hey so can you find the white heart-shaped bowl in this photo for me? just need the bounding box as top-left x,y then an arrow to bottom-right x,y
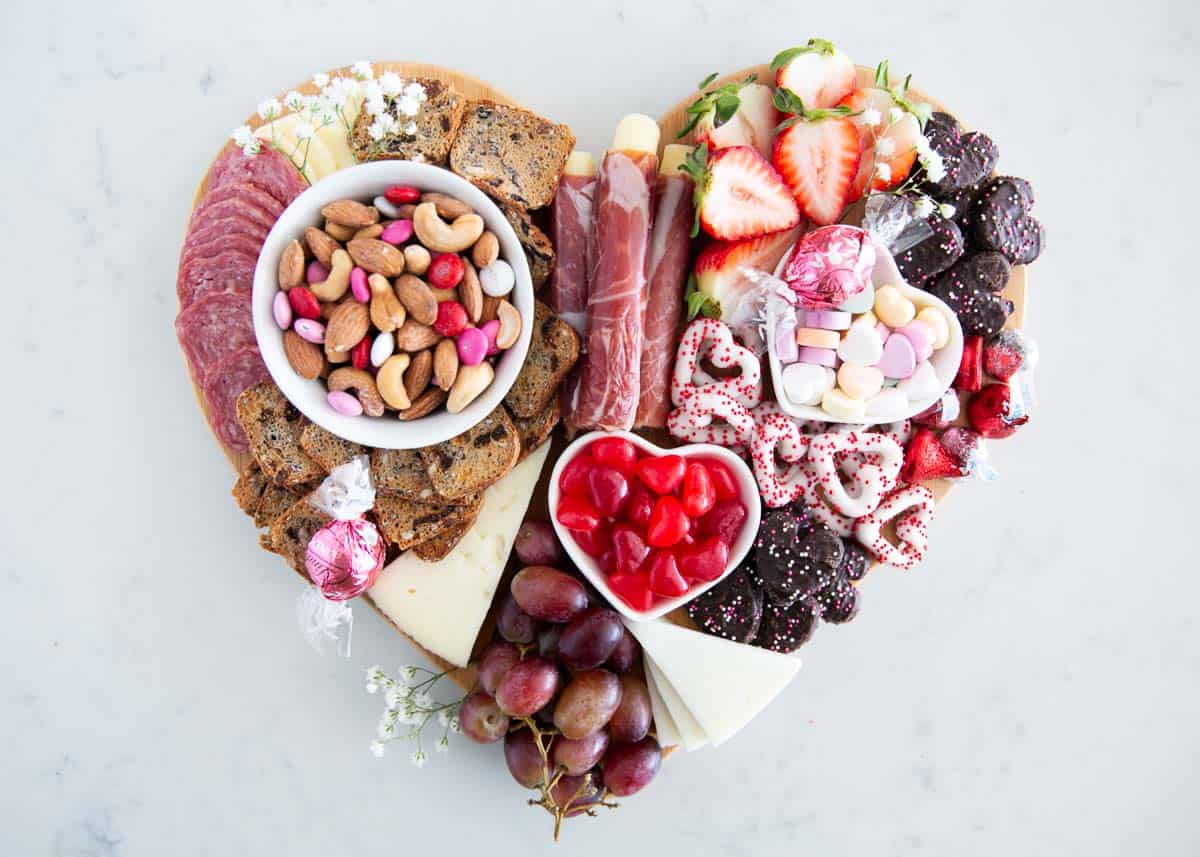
766,238 -> 964,424
548,430 -> 762,622
252,161 -> 534,449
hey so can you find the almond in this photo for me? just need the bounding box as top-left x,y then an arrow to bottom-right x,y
324,220 -> 356,241
304,226 -> 341,267
420,192 -> 472,220
347,238 -> 405,276
322,199 -> 380,228
433,338 -> 459,391
353,223 -> 384,240
278,239 -> 305,289
433,286 -> 460,303
471,231 -> 500,269
404,349 -> 433,400
325,301 -> 370,353
398,387 -> 447,421
394,274 -> 438,325
395,319 -> 441,352
480,294 -> 502,324
283,330 -> 324,379
460,259 -> 484,323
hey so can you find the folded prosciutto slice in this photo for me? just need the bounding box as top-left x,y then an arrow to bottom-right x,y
574,115 -> 661,431
549,151 -> 598,337
635,144 -> 695,428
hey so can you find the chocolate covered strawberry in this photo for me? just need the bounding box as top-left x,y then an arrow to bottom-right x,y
967,382 -> 1029,439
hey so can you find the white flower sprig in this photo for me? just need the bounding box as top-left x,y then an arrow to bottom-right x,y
365,664 -> 464,766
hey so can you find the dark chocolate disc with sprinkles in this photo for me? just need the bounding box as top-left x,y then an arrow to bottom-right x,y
957,131 -> 999,188
926,251 -> 1014,336
838,539 -> 872,582
895,215 -> 964,285
687,565 -> 763,644
814,577 -> 860,624
754,599 -> 819,653
969,176 -> 1043,265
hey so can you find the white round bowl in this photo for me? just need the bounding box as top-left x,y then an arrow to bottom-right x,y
766,238 -> 964,424
252,161 -> 533,449
548,431 -> 763,622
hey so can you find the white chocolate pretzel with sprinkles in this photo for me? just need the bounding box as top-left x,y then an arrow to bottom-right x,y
671,318 -> 763,410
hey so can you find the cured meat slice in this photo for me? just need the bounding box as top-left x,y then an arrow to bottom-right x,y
175,291 -> 257,385
548,152 -> 598,336
202,345 -> 269,453
573,116 -> 661,431
191,181 -> 284,227
205,142 -> 307,207
184,213 -> 270,249
176,249 -> 258,308
636,145 -> 696,428
179,230 -> 265,270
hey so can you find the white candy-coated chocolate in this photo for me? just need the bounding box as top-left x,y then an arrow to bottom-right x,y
659,143 -> 691,176
564,151 -> 597,177
479,259 -> 515,297
370,331 -> 395,367
610,113 -> 661,155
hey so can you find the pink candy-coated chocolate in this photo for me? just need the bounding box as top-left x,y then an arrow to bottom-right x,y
293,318 -> 326,344
797,346 -> 838,367
305,517 -> 385,601
380,219 -> 414,245
875,334 -> 917,379
481,319 -> 502,356
782,225 -> 876,309
306,260 -> 330,284
272,291 -> 293,329
457,326 -> 488,366
349,266 -> 370,302
327,389 -> 363,416
897,320 -> 936,361
801,309 -> 852,330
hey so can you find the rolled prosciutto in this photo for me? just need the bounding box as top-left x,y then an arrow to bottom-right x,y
574,115 -> 661,431
549,151 -> 598,337
635,144 -> 695,427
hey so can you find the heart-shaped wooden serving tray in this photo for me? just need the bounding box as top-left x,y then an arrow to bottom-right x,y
184,62 -> 1029,691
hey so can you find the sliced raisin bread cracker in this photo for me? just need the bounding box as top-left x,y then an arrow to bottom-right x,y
299,423 -> 365,473
504,301 -> 580,418
255,483 -> 298,530
501,204 -> 555,288
411,495 -> 484,561
232,463 -> 268,518
236,382 -> 324,487
419,407 -> 520,501
268,493 -> 330,573
449,101 -> 574,209
509,399 -> 560,462
350,78 -> 466,166
373,493 -> 482,551
370,447 -> 440,501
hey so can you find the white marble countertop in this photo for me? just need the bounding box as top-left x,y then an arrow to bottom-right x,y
5,0 -> 1198,854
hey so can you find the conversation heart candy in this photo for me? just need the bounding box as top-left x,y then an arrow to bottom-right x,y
874,285 -> 916,328
875,333 -> 917,379
796,327 -> 840,349
782,363 -> 835,406
875,321 -> 891,342
801,309 -> 852,330
865,388 -> 909,419
836,363 -> 884,400
897,319 -> 936,361
775,316 -> 799,363
897,360 -> 941,401
916,306 -> 951,349
837,323 -> 884,366
797,346 -> 838,367
852,309 -> 877,329
821,387 -> 867,421
837,282 -> 875,314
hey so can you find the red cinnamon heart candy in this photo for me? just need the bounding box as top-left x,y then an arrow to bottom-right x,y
646,496 -> 690,548
573,520 -> 612,558
681,463 -> 717,518
607,572 -> 655,611
611,524 -> 650,575
636,455 -> 687,494
699,499 -> 748,546
647,551 -> 688,597
557,495 -> 600,532
590,437 -> 638,476
624,483 -> 655,528
587,465 -> 630,518
705,459 -> 741,501
559,454 -> 595,496
677,536 -> 730,583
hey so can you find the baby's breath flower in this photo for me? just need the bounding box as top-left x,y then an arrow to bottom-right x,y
385,687 -> 408,709
920,149 -> 946,182
283,90 -> 306,111
403,121 -> 418,136
379,72 -> 405,97
874,137 -> 896,157
401,666 -> 419,684
365,681 -> 380,694
436,736 -> 450,753
312,72 -> 330,88
294,121 -> 315,141
411,750 -> 427,769
437,709 -> 451,727
396,93 -> 422,117
257,98 -> 282,121
861,108 -> 881,128
874,162 -> 892,183
369,740 -> 386,758
241,138 -> 262,157
914,134 -> 933,157
938,202 -> 956,219
231,125 -> 253,146
913,196 -> 935,219
404,81 -> 427,102
377,719 -> 396,739
448,716 -> 461,734
412,690 -> 435,709
887,106 -> 903,124
351,61 -> 374,81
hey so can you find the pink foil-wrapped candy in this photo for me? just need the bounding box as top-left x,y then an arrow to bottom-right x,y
781,225 -> 876,308
306,517 -> 385,601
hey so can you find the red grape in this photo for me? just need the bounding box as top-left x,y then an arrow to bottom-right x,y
601,737 -> 662,796
553,669 -> 622,740
504,728 -> 546,788
604,627 -> 640,673
608,675 -> 652,743
558,608 -> 624,671
551,729 -> 610,775
459,691 -> 508,744
511,566 -> 588,623
537,624 -> 561,661
495,657 -> 560,717
476,640 -> 521,695
496,594 -> 536,644
550,772 -> 602,817
514,521 -> 564,566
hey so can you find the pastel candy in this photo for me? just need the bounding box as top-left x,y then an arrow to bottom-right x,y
916,306 -> 951,349
797,346 -> 838,367
838,282 -> 875,314
873,284 -> 916,328
801,309 -> 852,330
775,316 -> 799,363
796,327 -> 840,349
897,360 -> 941,401
851,310 -> 877,329
875,333 -> 917,379
836,363 -> 884,400
875,321 -> 891,343
897,319 -> 936,361
837,323 -> 884,365
821,387 -> 867,421
865,388 -> 909,419
782,363 -> 835,405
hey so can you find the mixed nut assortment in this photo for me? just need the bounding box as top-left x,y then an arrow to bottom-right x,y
271,185 -> 523,419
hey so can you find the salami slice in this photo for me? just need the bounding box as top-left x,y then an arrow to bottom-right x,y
201,345 -> 269,453
179,230 -> 265,272
184,213 -> 270,249
190,187 -> 281,233
176,249 -> 258,308
206,142 -> 307,207
175,291 -> 257,384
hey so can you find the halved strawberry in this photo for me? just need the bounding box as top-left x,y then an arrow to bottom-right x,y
681,74 -> 779,160
680,144 -> 800,241
840,87 -> 921,198
770,39 -> 857,110
690,226 -> 802,320
901,428 -> 966,484
771,90 -> 861,226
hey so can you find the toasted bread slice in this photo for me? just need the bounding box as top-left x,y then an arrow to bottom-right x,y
419,407 -> 520,500
509,399 -> 560,462
411,495 -> 484,561
504,301 -> 581,418
232,463 -> 268,518
370,447 -> 440,501
501,203 -> 555,288
255,483 -> 298,530
236,382 -> 324,487
350,78 -> 466,166
268,493 -> 330,572
372,493 -> 482,551
299,423 -> 365,473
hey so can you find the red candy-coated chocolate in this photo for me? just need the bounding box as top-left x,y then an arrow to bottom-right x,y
647,551 -> 688,597
384,184 -> 420,204
350,336 -> 371,370
681,462 -> 716,517
557,494 -> 600,532
428,253 -> 465,289
967,382 -> 1029,439
288,286 -> 322,320
635,454 -> 686,494
646,496 -> 690,548
434,301 -> 469,337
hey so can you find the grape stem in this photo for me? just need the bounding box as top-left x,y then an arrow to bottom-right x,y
514,717 -> 619,841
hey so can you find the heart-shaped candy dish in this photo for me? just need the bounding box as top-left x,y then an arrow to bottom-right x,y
175,41 -> 1041,840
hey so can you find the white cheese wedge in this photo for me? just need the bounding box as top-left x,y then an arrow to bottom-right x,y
255,114 -> 336,184
644,656 -> 707,751
625,619 -> 801,747
367,443 -> 550,667
644,667 -> 681,749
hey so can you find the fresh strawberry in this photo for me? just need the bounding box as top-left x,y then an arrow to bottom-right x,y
680,74 -> 779,160
689,226 -> 802,320
955,335 -> 984,393
771,89 -> 861,225
680,144 -> 800,242
967,383 -> 1029,439
900,428 -> 965,483
770,39 -> 857,110
840,63 -> 933,198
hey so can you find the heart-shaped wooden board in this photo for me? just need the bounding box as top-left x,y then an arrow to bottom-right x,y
183,62 -> 1029,690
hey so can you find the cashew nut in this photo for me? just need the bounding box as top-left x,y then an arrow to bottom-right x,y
447,361 -> 494,414
368,273 -> 406,333
412,202 -> 485,253
310,248 -> 353,301
495,300 -> 522,350
376,354 -> 413,410
327,367 -> 385,417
